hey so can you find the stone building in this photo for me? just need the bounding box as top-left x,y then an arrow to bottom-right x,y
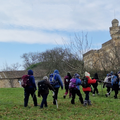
0,70 -> 46,88
83,19 -> 120,70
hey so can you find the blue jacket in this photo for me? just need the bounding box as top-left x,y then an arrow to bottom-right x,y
27,70 -> 37,90
53,70 -> 63,89
75,78 -> 81,90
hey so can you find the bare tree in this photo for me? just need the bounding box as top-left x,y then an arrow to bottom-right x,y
21,52 -> 41,69
61,32 -> 92,77
20,32 -> 92,77
20,47 -> 75,76
39,47 -> 76,76
2,62 -> 21,71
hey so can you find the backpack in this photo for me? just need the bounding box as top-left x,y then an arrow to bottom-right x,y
111,75 -> 118,85
21,75 -> 31,88
49,73 -> 59,86
64,76 -> 70,85
106,76 -> 112,88
104,76 -> 111,83
65,78 -> 69,83
81,76 -> 90,88
107,76 -> 111,82
38,80 -> 47,92
69,78 -> 77,89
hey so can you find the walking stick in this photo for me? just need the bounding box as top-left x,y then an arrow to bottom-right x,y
55,99 -> 58,108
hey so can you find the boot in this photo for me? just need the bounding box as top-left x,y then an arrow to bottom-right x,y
83,100 -> 88,106
88,100 -> 92,105
105,93 -> 109,97
114,95 -> 117,99
71,99 -> 75,104
79,98 -> 83,104
53,100 -> 56,105
63,95 -> 66,99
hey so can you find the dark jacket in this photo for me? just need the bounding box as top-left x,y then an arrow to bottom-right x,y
26,69 -> 37,90
64,76 -> 71,85
92,73 -> 99,87
64,76 -> 70,89
94,73 -> 99,79
38,80 -> 55,96
64,73 -> 72,85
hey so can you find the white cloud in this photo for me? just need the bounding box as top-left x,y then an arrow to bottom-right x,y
0,0 -> 119,30
0,29 -> 68,44
0,0 -> 120,43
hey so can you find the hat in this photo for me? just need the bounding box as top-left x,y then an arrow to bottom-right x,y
110,71 -> 113,75
43,76 -> 48,80
74,73 -> 77,76
85,71 -> 90,77
118,71 -> 120,74
76,74 -> 80,78
107,73 -> 111,76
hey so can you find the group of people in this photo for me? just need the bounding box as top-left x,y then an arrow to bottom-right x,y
24,69 -> 63,108
63,71 -> 97,106
23,69 -> 120,109
103,71 -> 120,99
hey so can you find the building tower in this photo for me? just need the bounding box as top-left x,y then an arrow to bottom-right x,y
109,19 -> 120,39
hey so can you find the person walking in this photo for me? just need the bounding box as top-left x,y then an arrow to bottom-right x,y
70,74 -> 83,104
82,71 -> 96,106
111,73 -> 119,99
92,73 -> 100,96
63,72 -> 72,98
24,69 -> 38,107
38,76 -> 55,108
103,73 -> 112,97
50,69 -> 63,105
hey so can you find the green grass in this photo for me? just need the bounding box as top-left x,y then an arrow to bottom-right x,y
0,85 -> 120,120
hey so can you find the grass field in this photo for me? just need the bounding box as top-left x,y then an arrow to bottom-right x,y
0,85 -> 120,120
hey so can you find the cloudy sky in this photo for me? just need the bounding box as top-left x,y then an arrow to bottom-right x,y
0,0 -> 120,70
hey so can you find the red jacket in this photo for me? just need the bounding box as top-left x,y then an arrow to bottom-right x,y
82,76 -> 96,92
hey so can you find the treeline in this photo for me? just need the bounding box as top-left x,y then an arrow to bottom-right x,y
21,47 -> 84,77
20,47 -> 106,80
3,33 -> 120,80
21,32 -> 120,80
